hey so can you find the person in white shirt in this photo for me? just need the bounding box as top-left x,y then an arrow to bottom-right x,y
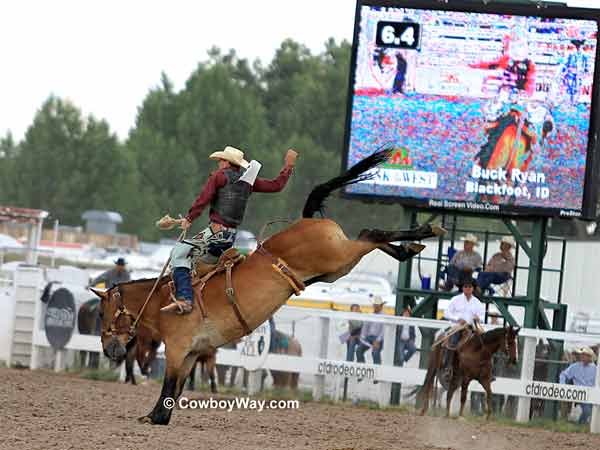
443,278 -> 485,373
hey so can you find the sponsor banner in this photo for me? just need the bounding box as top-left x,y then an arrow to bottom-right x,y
237,320 -> 271,371
316,360 -> 378,380
522,381 -> 600,404
361,168 -> 438,189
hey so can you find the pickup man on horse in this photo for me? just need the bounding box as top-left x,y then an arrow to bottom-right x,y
443,278 -> 485,377
162,146 -> 297,314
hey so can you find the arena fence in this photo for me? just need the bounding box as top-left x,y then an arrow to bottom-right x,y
19,266 -> 600,432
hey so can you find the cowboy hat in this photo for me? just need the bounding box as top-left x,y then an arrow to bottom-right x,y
114,257 -> 127,266
578,346 -> 597,360
209,146 -> 250,169
501,236 -> 515,247
370,295 -> 386,306
460,233 -> 479,245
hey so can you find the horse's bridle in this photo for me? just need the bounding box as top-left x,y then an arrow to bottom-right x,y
102,287 -> 137,341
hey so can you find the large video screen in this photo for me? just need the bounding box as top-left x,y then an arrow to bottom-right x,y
343,1 -> 600,218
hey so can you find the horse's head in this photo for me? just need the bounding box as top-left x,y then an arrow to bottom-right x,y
504,325 -> 521,366
90,286 -> 136,365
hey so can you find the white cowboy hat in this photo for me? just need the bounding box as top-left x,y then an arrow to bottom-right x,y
578,346 -> 597,360
209,146 -> 250,169
501,236 -> 515,247
370,295 -> 386,306
460,233 -> 479,245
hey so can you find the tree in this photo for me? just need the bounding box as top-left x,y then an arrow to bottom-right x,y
0,132 -> 18,204
12,96 -> 133,225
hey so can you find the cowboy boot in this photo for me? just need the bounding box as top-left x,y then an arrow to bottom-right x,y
161,298 -> 193,314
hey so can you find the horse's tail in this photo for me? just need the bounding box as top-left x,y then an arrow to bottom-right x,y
302,147 -> 392,218
405,350 -> 438,399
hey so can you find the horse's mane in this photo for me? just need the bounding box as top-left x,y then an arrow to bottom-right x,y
481,327 -> 506,344
107,275 -> 170,292
468,327 -> 507,352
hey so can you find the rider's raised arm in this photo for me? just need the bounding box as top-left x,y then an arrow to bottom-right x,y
252,149 -> 296,193
252,165 -> 294,193
185,170 -> 228,223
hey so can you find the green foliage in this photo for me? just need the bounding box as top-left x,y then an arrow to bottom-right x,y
0,39 -> 412,240
5,97 -> 136,224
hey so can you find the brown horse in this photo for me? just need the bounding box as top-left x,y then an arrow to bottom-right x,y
417,326 -> 520,419
124,326 -> 162,385
93,149 -> 445,425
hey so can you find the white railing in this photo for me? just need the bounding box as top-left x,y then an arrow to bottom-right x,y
29,297 -> 600,432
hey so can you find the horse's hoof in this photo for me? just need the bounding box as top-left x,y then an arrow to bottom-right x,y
430,224 -> 447,237
138,416 -> 154,424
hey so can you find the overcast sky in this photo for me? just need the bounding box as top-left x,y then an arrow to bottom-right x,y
1,0 -> 598,141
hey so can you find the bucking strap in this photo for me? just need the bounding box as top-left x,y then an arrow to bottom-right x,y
255,245 -> 305,295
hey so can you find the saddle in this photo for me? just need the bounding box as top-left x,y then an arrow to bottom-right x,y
163,248 -> 250,333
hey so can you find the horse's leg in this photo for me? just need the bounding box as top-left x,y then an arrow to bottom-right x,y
419,348 -> 440,416
481,379 -> 494,420
89,352 -> 99,369
446,373 -> 460,417
358,223 -> 446,243
140,366 -> 180,425
140,349 -> 195,425
125,345 -> 136,385
216,364 -> 227,387
208,355 -> 217,394
230,366 -> 238,388
459,378 -> 471,416
188,361 -> 196,391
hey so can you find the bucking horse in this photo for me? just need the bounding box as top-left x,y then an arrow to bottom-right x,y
93,149 -> 446,425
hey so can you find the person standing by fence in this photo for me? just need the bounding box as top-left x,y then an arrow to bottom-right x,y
345,304 -> 363,362
356,296 -> 385,368
398,306 -> 416,366
559,346 -> 597,425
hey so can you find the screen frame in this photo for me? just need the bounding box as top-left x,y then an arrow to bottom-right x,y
341,0 -> 600,219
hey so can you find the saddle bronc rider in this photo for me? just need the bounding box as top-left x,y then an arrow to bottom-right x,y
161,145 -> 297,314
443,278 -> 485,374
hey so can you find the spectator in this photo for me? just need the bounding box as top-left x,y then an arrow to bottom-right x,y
356,296 -> 385,367
477,236 -> 515,293
559,346 -> 597,424
398,306 -> 416,366
345,304 -> 363,362
442,234 -> 483,291
90,257 -> 131,289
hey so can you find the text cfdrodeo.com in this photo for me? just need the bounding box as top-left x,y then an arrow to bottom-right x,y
525,382 -> 587,402
317,361 -> 375,379
162,396 -> 299,412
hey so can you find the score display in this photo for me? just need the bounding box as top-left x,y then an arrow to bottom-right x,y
375,22 -> 421,49
343,0 -> 600,219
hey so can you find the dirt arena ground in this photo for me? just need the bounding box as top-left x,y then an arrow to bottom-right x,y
1,368 -> 598,450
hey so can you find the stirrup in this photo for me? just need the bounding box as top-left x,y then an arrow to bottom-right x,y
161,299 -> 193,315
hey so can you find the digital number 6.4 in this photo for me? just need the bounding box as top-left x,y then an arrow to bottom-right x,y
375,21 -> 420,49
